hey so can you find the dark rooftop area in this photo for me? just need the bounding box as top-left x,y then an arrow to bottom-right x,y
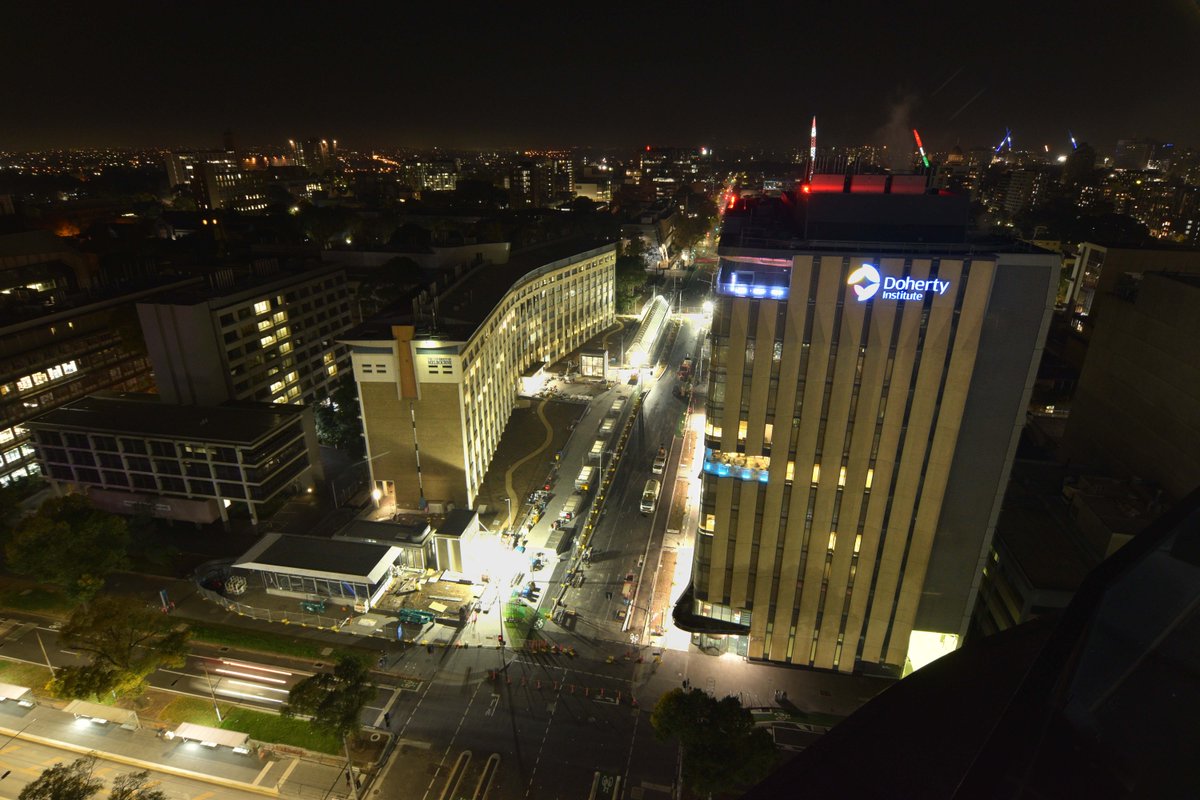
26,392 -> 305,444
337,518 -> 431,546
436,508 -> 477,538
720,182 -> 1048,254
237,533 -> 393,579
144,260 -> 339,307
342,237 -> 615,343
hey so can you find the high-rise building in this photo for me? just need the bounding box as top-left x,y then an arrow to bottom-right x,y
165,151 -> 268,212
289,138 -> 338,174
681,178 -> 1059,675
136,264 -> 354,408
342,241 -> 615,511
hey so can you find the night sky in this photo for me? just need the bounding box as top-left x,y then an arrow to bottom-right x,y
4,1 -> 1199,153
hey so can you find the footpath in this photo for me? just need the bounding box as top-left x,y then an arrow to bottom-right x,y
0,702 -> 347,799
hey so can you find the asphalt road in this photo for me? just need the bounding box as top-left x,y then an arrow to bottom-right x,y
0,621 -> 399,727
375,647 -> 677,800
550,310 -> 705,646
0,732 -> 270,800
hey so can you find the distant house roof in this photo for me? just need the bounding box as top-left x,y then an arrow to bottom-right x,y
27,392 -> 306,446
235,533 -> 399,584
0,230 -> 78,260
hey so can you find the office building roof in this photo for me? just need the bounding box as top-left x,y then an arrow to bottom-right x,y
343,238 -> 615,344
26,392 -> 305,445
235,533 -> 399,584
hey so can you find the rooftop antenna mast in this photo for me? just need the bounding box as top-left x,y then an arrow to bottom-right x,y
807,116 -> 817,182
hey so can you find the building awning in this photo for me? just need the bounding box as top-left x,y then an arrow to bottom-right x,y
0,682 -> 32,702
64,700 -> 138,728
171,722 -> 250,749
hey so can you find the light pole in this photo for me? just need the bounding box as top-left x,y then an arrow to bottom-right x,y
504,496 -> 512,532
200,662 -> 223,722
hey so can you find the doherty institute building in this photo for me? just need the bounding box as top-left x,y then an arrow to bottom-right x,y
680,175 -> 1058,676
342,239 -> 616,511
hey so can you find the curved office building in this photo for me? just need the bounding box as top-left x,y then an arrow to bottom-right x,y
342,240 -> 616,511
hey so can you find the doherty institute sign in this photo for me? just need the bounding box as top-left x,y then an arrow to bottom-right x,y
847,264 -> 950,302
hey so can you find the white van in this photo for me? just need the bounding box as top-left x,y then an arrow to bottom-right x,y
640,479 -> 661,514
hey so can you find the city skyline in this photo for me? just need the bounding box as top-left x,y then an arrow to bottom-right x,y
4,2 -> 1199,152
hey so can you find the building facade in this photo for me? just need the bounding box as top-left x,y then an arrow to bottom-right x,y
28,393 -> 322,524
0,280 -> 198,487
344,241 -> 616,510
686,189 -> 1058,675
1064,272 -> 1200,502
137,265 -> 354,407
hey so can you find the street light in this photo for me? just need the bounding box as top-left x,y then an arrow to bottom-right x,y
200,662 -> 223,723
371,488 -> 383,508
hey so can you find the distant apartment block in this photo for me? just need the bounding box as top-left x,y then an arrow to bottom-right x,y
137,264 -> 354,407
28,393 -> 322,524
343,240 -> 616,510
165,151 -> 268,212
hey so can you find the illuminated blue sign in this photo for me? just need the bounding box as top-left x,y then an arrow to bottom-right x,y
848,264 -> 950,302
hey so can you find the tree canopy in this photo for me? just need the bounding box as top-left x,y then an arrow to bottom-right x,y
651,688 -> 777,796
282,655 -> 373,741
315,376 -> 365,456
5,495 -> 130,600
19,758 -> 167,800
50,595 -> 189,699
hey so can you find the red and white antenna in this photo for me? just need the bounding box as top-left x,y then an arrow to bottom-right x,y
808,115 -> 817,182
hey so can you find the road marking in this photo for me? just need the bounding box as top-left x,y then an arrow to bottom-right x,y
251,759 -> 278,786
373,687 -> 402,727
485,694 -> 500,717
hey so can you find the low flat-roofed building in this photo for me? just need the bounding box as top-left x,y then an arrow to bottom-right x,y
234,532 -> 400,610
28,392 -> 322,524
335,517 -> 433,570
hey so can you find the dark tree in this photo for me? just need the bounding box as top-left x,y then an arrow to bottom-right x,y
18,757 -> 103,800
5,495 -> 130,600
651,688 -> 777,796
282,655 -> 373,741
52,595 -> 189,699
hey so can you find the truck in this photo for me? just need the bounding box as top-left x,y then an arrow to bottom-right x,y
677,357 -> 694,381
598,418 -> 616,437
589,439 -> 605,462
652,445 -> 667,475
559,493 -> 585,521
607,397 -> 626,418
575,466 -> 595,492
640,479 -> 661,513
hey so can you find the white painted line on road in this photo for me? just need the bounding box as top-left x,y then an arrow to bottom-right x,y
225,679 -> 289,694
218,658 -> 299,676
251,759 -> 277,787
214,668 -> 287,684
372,687 -> 401,728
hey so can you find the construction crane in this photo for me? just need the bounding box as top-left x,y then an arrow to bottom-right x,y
912,129 -> 931,168
993,128 -> 1013,154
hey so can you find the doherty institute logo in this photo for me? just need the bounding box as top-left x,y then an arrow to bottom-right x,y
847,264 -> 881,301
848,263 -> 950,302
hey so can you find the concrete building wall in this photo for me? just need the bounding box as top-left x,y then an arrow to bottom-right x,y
696,247 -> 1057,674
1064,273 -> 1200,501
351,245 -> 615,510
138,302 -> 230,405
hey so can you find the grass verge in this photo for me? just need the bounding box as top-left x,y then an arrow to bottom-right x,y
188,621 -> 365,662
0,659 -> 54,693
158,696 -> 341,755
0,584 -> 74,617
